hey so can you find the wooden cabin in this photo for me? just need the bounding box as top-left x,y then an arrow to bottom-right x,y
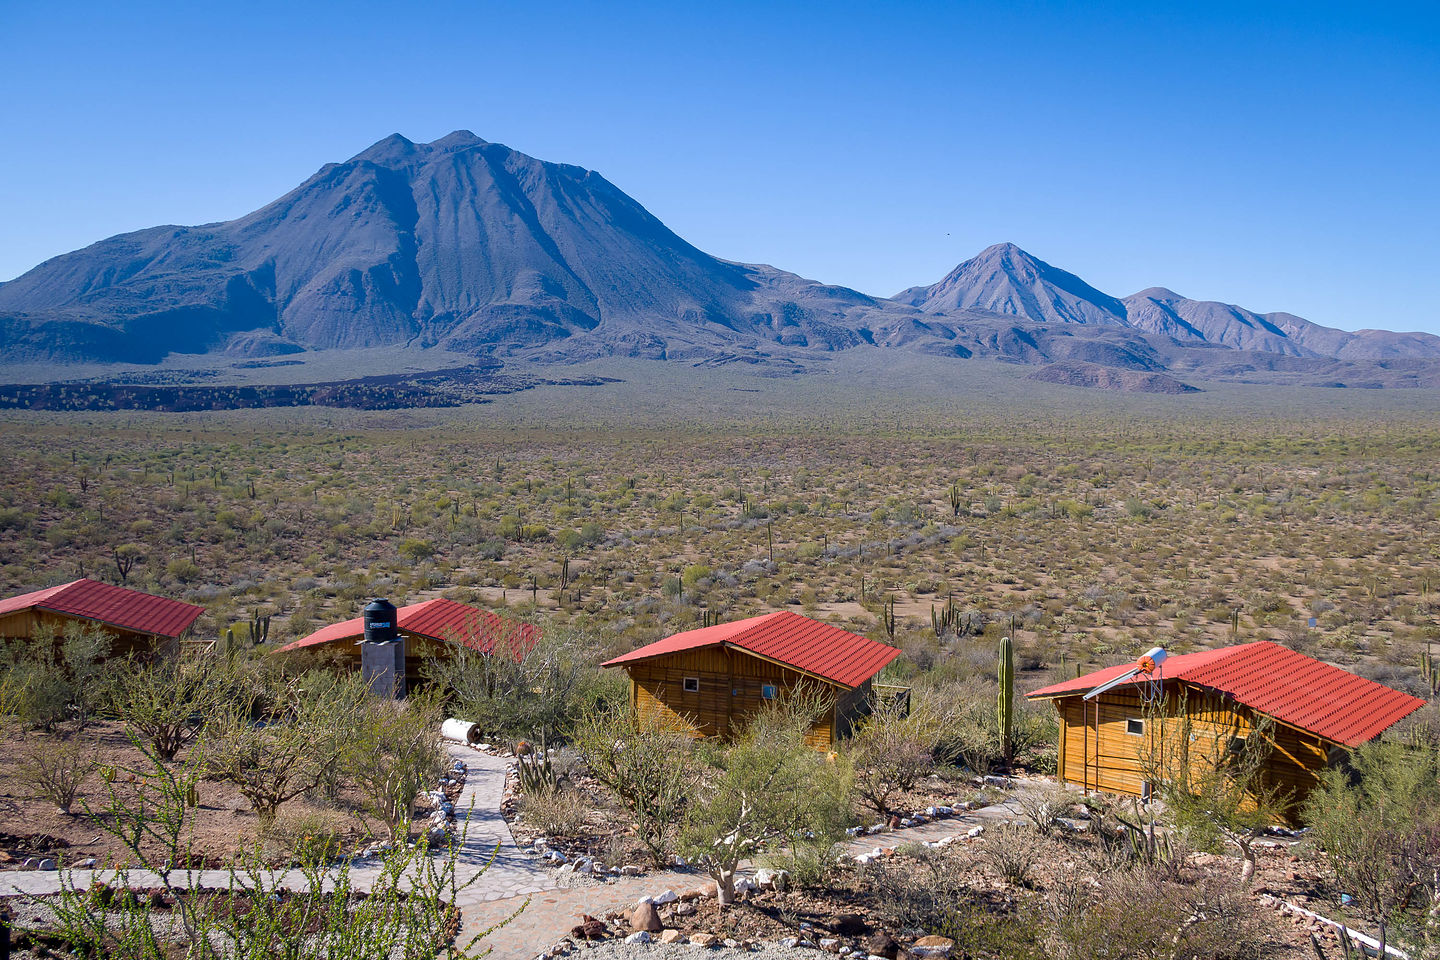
278,598 -> 538,689
1027,640 -> 1427,816
602,611 -> 901,749
0,578 -> 205,658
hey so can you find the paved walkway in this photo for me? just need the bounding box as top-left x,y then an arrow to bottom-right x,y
0,746 -> 1043,960
0,744 -> 544,899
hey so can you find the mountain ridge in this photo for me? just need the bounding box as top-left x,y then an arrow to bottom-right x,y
2,132 -> 1438,390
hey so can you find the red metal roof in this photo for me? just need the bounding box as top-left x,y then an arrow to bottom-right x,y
1028,640 -> 1427,747
0,578 -> 204,639
279,598 -> 538,660
602,611 -> 900,689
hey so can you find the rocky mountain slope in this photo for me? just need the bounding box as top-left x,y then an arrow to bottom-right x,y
0,132 -> 890,365
2,132 -> 1437,391
898,245 -> 1440,362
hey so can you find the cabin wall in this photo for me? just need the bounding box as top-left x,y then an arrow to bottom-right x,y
833,678 -> 874,741
0,609 -> 176,658
1053,684 -> 1333,819
627,648 -> 839,748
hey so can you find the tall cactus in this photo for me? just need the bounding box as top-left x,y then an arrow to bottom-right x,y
998,634 -> 1015,763
1422,644 -> 1438,697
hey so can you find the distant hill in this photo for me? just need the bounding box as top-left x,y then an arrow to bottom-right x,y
898,244 -> 1440,362
2,132 -> 1438,391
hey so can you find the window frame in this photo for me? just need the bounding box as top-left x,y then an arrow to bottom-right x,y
1125,718 -> 1145,737
682,676 -> 700,693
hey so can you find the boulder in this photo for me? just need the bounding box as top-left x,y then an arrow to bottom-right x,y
910,935 -> 955,958
820,938 -> 842,952
690,933 -> 717,946
625,931 -> 652,944
652,888 -> 678,905
754,868 -> 790,891
674,901 -> 697,916
865,932 -> 900,959
631,901 -> 663,933
834,914 -> 867,936
658,930 -> 685,944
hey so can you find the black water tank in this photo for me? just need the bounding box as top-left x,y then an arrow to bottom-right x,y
363,598 -> 398,644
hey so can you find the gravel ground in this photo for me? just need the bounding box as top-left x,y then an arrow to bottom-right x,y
568,943 -> 819,960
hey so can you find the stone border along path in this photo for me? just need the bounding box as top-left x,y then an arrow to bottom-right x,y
0,743 -> 1045,960
468,781 -> 1047,960
0,744 -> 546,900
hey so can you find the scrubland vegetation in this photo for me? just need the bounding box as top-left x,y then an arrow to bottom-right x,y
0,370 -> 1438,958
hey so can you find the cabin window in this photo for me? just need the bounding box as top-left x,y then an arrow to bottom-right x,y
1126,718 -> 1145,736
1228,735 -> 1247,754
761,684 -> 778,700
682,677 -> 699,693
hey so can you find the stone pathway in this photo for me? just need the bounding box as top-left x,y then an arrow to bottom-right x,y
0,743 -> 538,899
0,746 -> 1048,960
467,781 -> 1048,960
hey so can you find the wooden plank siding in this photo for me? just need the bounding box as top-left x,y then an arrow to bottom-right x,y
1052,682 -> 1334,820
0,608 -> 180,658
626,646 -> 844,749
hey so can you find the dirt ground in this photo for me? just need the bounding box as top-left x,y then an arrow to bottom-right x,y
0,721 -> 381,870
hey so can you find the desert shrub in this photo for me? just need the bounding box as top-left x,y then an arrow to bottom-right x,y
847,696 -> 941,815
1304,741 -> 1440,946
1014,781 -> 1071,835
1,642 -> 71,730
425,621 -> 602,742
265,807 -> 352,865
0,623 -> 113,731
343,688 -> 446,840
18,733 -> 97,814
976,822 -> 1047,887
1048,863 -> 1273,959
678,693 -> 852,906
202,670 -> 365,828
108,651 -> 235,761
863,844 -> 972,931
924,677 -> 1005,774
571,702 -> 697,866
519,784 -> 587,837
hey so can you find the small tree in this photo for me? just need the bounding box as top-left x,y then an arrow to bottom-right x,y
58,621 -> 111,729
1305,741 -> 1440,956
425,621 -> 598,743
18,733 -> 97,814
203,671 -> 364,828
344,688 -> 447,840
571,702 -> 698,865
1139,693 -> 1289,884
108,652 -> 231,761
847,696 -> 940,815
678,696 -> 852,906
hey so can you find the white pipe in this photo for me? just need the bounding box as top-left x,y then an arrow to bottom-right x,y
1272,898 -> 1409,959
440,718 -> 481,745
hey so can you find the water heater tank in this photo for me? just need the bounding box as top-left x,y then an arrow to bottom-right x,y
363,598 -> 399,644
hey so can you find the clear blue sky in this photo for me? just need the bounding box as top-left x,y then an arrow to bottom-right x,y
2,0 -> 1437,334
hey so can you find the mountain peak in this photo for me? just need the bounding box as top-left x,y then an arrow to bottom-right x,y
352,133 -> 417,163
902,243 -> 1128,326
429,130 -> 487,150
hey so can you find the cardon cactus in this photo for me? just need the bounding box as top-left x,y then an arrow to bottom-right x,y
998,635 -> 1014,762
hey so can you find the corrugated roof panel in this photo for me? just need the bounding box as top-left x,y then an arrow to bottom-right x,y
278,598 -> 537,661
603,610 -> 900,688
1027,640 -> 1425,747
0,579 -> 204,639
